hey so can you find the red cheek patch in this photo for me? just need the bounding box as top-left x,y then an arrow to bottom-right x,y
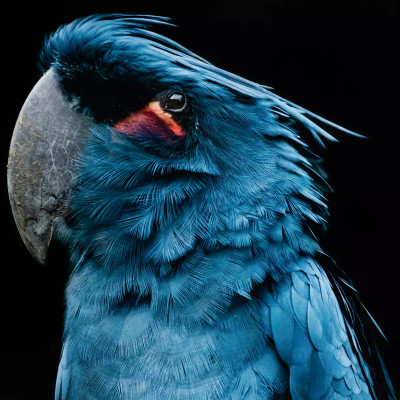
114,101 -> 185,142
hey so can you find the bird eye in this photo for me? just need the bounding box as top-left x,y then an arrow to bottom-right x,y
163,91 -> 187,113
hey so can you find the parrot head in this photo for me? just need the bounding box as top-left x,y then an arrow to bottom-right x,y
8,15 -> 354,271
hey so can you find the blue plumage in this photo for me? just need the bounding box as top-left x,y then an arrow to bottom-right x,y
38,14 -> 395,399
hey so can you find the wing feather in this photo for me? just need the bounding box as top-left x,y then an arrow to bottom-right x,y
261,258 -> 373,399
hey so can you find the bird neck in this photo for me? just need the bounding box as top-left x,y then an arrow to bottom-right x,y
62,133 -> 326,326
64,181 -> 321,329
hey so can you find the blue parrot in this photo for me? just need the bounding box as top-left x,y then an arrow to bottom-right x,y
7,14 -> 396,400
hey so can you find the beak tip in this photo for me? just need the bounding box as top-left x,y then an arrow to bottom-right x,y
8,174 -> 52,266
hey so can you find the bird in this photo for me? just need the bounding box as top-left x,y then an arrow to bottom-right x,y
7,14 -> 396,400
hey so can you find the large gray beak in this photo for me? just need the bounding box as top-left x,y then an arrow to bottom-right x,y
7,69 -> 93,265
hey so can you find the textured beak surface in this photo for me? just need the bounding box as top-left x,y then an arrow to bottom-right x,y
7,69 -> 93,264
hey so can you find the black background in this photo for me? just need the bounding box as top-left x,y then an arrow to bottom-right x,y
1,0 -> 398,398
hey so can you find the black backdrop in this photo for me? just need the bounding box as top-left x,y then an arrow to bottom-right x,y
1,1 -> 398,398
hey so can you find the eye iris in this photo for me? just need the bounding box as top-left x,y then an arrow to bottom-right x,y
165,92 -> 186,112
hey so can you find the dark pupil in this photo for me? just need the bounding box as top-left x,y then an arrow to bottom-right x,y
166,93 -> 185,110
